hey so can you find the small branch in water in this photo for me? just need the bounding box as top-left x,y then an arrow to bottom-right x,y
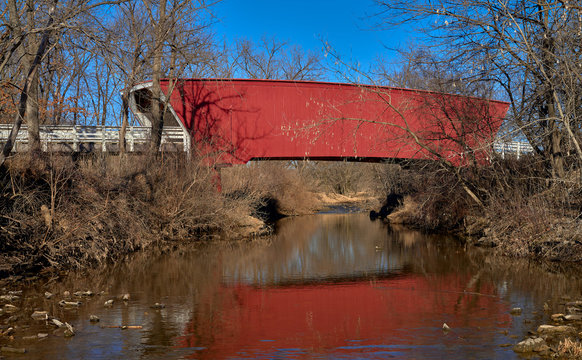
101,325 -> 143,329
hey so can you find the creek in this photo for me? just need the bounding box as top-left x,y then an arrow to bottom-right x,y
1,212 -> 582,359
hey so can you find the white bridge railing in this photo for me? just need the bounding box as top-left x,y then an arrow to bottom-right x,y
0,124 -> 532,159
493,140 -> 534,159
0,124 -> 190,154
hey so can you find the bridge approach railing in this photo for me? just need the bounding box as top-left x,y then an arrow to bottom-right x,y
0,124 -> 190,154
492,140 -> 534,159
0,124 -> 533,159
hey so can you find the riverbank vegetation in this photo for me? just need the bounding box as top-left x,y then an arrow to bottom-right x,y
0,153 -> 386,279
4,146 -> 580,282
351,1 -> 582,263
1,0 -> 582,280
378,155 -> 582,262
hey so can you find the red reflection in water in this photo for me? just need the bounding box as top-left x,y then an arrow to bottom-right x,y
178,274 -> 510,359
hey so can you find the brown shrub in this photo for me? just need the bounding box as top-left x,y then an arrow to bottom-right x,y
298,161 -> 401,197
221,161 -> 318,216
0,153 -> 254,277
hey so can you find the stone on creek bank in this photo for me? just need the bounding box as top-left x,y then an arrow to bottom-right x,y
565,300 -> 582,308
0,294 -> 20,302
474,236 -> 499,248
537,324 -> 577,334
513,337 -> 550,353
3,304 -> 18,313
553,313 -> 582,321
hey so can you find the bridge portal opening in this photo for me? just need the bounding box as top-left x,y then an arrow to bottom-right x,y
130,87 -> 182,128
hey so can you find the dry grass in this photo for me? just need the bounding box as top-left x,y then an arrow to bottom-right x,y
221,161 -> 320,216
298,161 -> 400,197
0,153 -> 255,277
557,338 -> 582,359
0,156 -> 394,278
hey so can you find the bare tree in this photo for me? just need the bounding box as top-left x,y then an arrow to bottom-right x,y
104,2 -> 149,153
232,35 -> 323,80
141,0 -> 218,151
374,0 -> 582,181
1,0 -> 58,166
0,0 -> 130,167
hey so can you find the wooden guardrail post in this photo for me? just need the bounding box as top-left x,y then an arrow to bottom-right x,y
41,130 -> 47,152
516,142 -> 521,160
129,126 -> 134,152
73,125 -> 79,152
184,130 -> 191,159
101,125 -> 106,152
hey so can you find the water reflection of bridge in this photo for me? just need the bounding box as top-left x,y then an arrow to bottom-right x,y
178,213 -> 510,359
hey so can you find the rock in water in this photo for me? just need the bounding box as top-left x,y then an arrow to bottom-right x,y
58,300 -> 81,307
1,347 -> 26,354
31,311 -> 48,320
51,318 -> 65,328
442,323 -> 451,331
64,322 -> 75,337
510,307 -> 522,315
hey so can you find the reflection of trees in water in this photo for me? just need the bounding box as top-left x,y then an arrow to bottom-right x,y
140,310 -> 179,357
464,252 -> 582,304
222,214 -> 408,285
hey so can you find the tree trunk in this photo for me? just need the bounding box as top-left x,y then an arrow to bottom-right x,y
119,91 -> 128,154
0,0 -> 58,168
26,71 -> 41,152
25,0 -> 41,153
149,0 -> 167,153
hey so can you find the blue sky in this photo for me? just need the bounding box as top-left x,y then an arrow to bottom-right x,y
212,0 -> 413,81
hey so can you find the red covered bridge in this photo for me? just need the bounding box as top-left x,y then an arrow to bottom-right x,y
129,79 -> 509,165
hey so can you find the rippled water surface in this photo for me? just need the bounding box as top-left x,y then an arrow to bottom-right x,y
2,213 -> 582,359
